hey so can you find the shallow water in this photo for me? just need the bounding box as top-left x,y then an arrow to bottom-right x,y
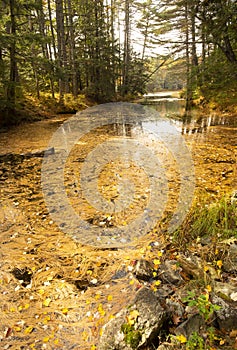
0,101 -> 236,349
0,101 -> 236,246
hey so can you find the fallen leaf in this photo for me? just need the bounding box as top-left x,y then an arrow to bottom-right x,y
43,298 -> 51,307
172,314 -> 181,325
176,334 -> 187,343
24,326 -> 34,334
230,330 -> 237,338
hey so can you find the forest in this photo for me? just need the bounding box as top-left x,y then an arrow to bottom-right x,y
0,0 -> 237,126
0,1 -> 237,350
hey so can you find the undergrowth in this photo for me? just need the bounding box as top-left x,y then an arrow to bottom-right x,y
173,192 -> 237,246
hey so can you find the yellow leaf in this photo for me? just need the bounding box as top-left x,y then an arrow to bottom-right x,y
107,295 -> 113,302
129,279 -> 135,285
43,337 -> 50,343
95,294 -> 101,300
82,331 -> 88,341
216,260 -> 223,269
43,316 -> 50,324
98,304 -> 105,316
130,310 -> 139,318
54,339 -> 59,345
176,334 -> 187,343
24,326 -> 34,334
10,307 -> 16,312
219,339 -> 225,345
91,345 -> 96,350
157,251 -> 163,257
153,259 -> 161,265
24,303 -> 30,310
18,305 -> 23,311
43,298 -> 51,307
62,308 -> 68,314
14,326 -> 21,332
127,310 -> 139,325
87,270 -> 93,275
38,289 -> 45,295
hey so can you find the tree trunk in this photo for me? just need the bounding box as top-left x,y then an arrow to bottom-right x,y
122,0 -> 131,96
185,1 -> 192,111
7,0 -> 17,112
55,0 -> 65,102
67,0 -> 78,96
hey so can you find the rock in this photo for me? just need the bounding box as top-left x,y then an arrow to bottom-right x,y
177,254 -> 205,280
158,260 -> 183,285
222,242 -> 237,273
214,281 -> 237,302
98,287 -> 167,350
154,284 -> 174,300
133,259 -> 153,281
212,295 -> 237,331
175,314 -> 205,339
166,299 -> 185,318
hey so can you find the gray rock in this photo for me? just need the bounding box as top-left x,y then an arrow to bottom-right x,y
98,287 -> 167,350
175,314 -> 205,339
166,299 -> 185,318
212,295 -> 237,331
133,259 -> 153,281
223,242 -> 237,273
214,281 -> 237,302
154,284 -> 174,300
158,260 -> 183,285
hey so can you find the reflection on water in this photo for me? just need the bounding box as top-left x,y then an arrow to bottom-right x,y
146,98 -> 236,136
147,98 -> 186,118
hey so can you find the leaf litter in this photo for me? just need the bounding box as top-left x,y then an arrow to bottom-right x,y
0,114 -> 236,349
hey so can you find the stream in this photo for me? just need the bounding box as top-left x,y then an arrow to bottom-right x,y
0,97 -> 236,349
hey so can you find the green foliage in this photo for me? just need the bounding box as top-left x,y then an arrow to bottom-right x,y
186,332 -> 205,350
198,49 -> 237,107
182,291 -> 221,322
187,196 -> 237,241
121,323 -> 142,349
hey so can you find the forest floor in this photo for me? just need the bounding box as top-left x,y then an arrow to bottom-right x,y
0,103 -> 236,349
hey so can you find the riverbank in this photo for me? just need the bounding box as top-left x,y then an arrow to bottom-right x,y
0,93 -> 94,129
1,90 -> 236,130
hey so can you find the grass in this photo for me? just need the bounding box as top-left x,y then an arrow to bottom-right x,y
172,192 -> 237,247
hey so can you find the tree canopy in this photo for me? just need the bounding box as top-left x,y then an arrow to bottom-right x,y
0,0 -> 236,123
